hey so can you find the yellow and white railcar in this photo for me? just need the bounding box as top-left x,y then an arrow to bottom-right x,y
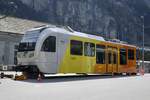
17,25 -> 137,78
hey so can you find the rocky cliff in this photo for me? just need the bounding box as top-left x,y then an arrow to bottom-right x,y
1,0 -> 150,46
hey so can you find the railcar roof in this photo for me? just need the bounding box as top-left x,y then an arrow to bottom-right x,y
49,27 -> 136,48
49,27 -> 105,41
27,26 -> 136,48
107,41 -> 136,48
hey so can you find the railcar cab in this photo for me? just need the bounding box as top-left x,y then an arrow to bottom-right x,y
17,25 -> 57,78
18,31 -> 38,62
16,28 -> 43,78
17,27 -> 44,62
16,25 -> 72,78
17,25 -> 57,61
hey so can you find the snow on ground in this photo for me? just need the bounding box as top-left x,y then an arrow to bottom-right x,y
0,74 -> 150,100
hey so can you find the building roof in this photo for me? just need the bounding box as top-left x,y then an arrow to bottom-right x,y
0,15 -> 49,34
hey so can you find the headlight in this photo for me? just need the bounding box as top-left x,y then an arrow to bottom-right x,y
29,52 -> 34,58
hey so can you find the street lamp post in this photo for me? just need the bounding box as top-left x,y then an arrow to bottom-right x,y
141,16 -> 145,73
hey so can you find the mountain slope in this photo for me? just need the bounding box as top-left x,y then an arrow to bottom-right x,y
1,0 -> 150,46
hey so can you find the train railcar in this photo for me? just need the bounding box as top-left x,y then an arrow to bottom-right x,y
16,25 -> 137,78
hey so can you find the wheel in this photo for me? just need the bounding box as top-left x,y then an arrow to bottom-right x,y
39,72 -> 45,79
131,73 -> 137,76
126,73 -> 131,76
0,72 -> 4,78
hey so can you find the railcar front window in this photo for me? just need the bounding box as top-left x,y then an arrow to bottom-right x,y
18,42 -> 36,51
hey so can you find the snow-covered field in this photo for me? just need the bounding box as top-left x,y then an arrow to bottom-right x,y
0,74 -> 150,100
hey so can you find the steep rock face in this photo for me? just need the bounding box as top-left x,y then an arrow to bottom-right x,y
0,0 -> 47,21
2,0 -> 150,46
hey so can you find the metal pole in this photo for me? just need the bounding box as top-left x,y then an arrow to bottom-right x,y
141,16 -> 145,71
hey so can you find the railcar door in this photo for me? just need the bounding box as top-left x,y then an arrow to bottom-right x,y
40,35 -> 58,73
107,47 -> 118,74
84,42 -> 96,73
95,44 -> 106,73
69,40 -> 83,73
112,48 -> 118,73
107,47 -> 113,73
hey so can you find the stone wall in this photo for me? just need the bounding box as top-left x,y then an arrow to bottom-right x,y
0,32 -> 22,66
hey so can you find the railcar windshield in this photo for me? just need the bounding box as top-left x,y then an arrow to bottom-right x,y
18,29 -> 42,52
18,42 -> 36,52
22,30 -> 41,43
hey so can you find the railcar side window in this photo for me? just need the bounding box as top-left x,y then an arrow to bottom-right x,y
128,49 -> 134,60
70,40 -> 83,55
96,45 -> 105,64
120,48 -> 127,65
108,53 -> 112,64
84,42 -> 95,57
41,36 -> 56,52
113,53 -> 117,64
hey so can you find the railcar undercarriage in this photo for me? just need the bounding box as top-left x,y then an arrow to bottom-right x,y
14,65 -> 44,79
